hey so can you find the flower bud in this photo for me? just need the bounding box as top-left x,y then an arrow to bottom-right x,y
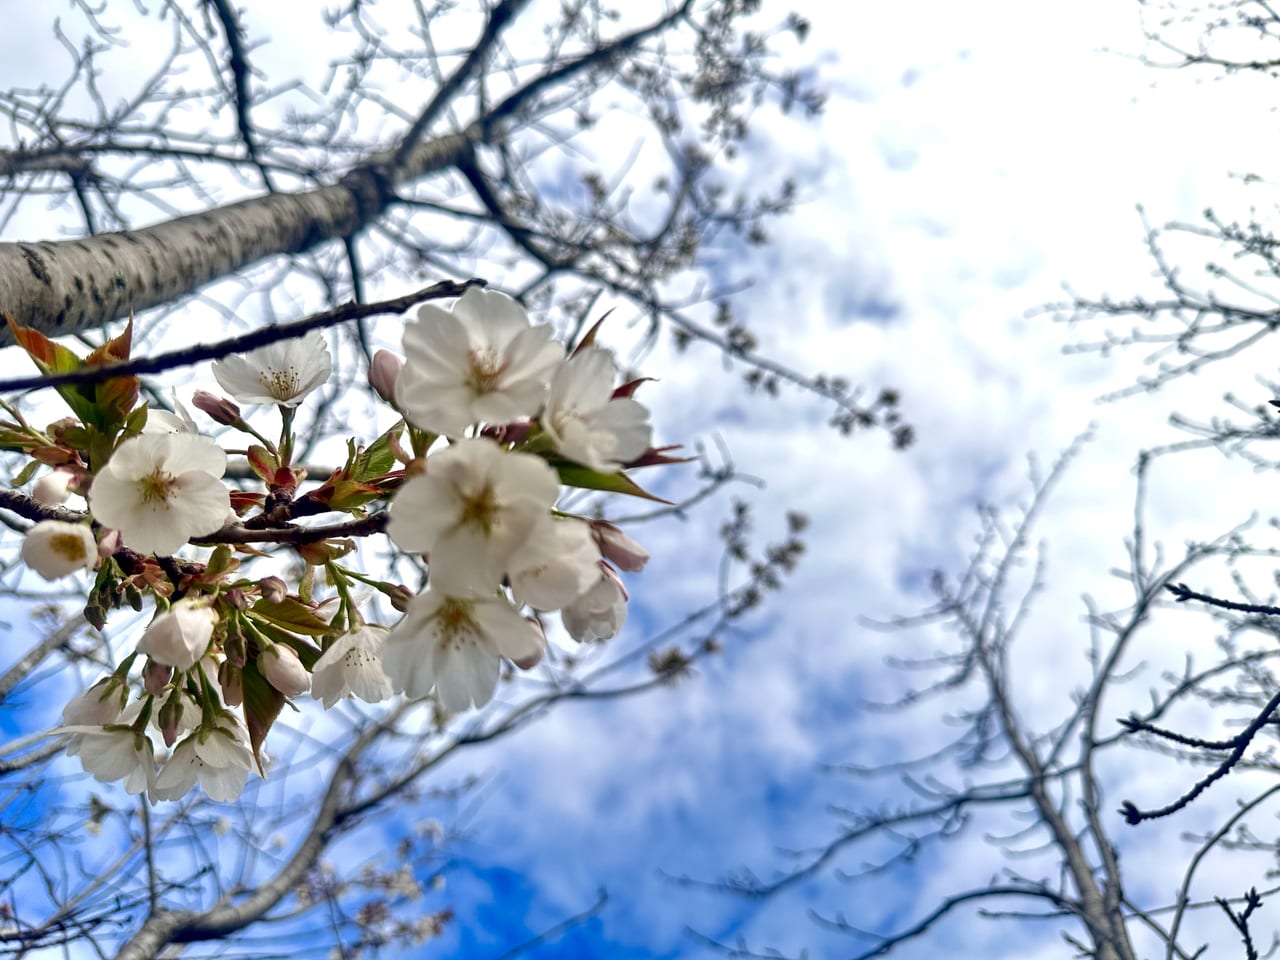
218,660 -> 244,707
590,520 -> 648,572
137,599 -> 218,671
142,659 -> 173,696
368,350 -> 404,403
158,690 -> 186,748
259,644 -> 310,697
33,470 -> 74,506
191,390 -> 242,426
259,576 -> 287,604
387,583 -> 414,613
222,623 -> 248,668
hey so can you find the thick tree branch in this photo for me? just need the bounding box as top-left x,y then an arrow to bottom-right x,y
0,133 -> 470,344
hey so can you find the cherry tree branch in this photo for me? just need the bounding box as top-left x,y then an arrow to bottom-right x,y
0,278 -> 482,394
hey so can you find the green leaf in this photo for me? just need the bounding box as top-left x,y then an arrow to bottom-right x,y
249,597 -> 332,636
352,421 -> 403,481
5,315 -> 138,434
122,404 -> 149,438
6,314 -> 99,426
554,463 -> 672,503
86,319 -> 138,431
204,545 -> 236,579
246,445 -> 277,482
11,459 -> 40,487
240,662 -> 284,774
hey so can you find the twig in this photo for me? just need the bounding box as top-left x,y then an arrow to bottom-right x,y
0,279 -> 483,395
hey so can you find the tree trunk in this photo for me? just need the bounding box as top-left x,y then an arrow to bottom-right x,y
0,134 -> 469,345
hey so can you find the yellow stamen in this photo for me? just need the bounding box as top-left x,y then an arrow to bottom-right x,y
137,468 -> 177,506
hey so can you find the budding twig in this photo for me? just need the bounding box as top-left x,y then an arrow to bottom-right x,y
0,278 -> 484,395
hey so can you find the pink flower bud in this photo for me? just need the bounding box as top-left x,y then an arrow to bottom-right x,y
223,624 -> 247,668
192,390 -> 242,426
218,660 -> 244,707
33,470 -> 74,506
143,659 -> 173,696
259,644 -> 310,697
158,692 -> 185,748
387,583 -> 414,613
590,520 -> 649,572
259,576 -> 287,604
368,350 -> 404,403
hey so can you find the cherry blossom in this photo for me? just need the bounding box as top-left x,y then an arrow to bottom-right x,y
211,329 -> 332,407
311,625 -> 394,709
2,282 -> 678,803
388,438 -> 559,594
541,347 -> 651,472
384,589 -> 545,713
395,287 -> 563,435
21,520 -> 97,581
151,712 -> 255,803
562,563 -> 628,642
62,724 -> 156,796
142,391 -> 199,434
61,677 -> 125,726
507,517 -> 600,610
87,433 -> 230,555
137,599 -> 219,672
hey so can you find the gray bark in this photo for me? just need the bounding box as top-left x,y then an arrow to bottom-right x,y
0,134 -> 468,345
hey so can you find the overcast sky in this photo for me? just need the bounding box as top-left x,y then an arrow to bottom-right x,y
6,1 -> 1280,958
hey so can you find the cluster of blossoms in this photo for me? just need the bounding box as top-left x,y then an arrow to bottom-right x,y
3,287 -> 669,801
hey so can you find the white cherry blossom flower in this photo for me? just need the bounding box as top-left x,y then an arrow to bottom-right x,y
259,644 -> 310,697
385,589 -> 544,713
507,517 -> 600,611
311,625 -> 394,709
137,599 -> 219,671
388,438 -> 559,594
151,713 -> 254,802
32,469 -> 74,505
142,391 -> 199,435
21,520 -> 97,580
395,287 -> 563,435
61,677 -> 125,726
541,347 -> 651,472
562,563 -> 628,642
62,724 -> 156,796
88,433 -> 230,555
211,329 -> 332,407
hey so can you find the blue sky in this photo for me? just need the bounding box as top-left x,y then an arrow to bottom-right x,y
7,1 -> 1280,958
